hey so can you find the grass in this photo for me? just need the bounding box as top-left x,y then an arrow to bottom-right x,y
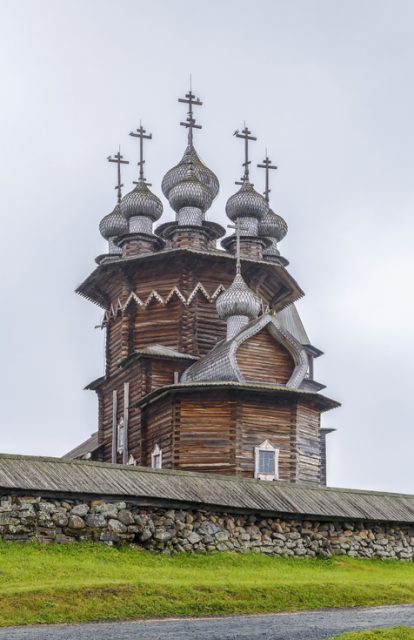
330,629 -> 414,639
0,541 -> 413,626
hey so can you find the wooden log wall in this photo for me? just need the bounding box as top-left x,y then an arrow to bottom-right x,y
141,396 -> 174,468
236,328 -> 295,385
237,394 -> 296,481
173,393 -> 236,474
295,402 -> 321,485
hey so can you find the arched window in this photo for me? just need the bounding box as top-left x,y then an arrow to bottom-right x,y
254,440 -> 279,481
151,444 -> 162,469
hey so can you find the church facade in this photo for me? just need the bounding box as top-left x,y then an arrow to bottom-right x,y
67,88 -> 339,486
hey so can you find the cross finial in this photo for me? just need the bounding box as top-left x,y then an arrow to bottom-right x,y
107,147 -> 129,204
257,151 -> 277,202
234,124 -> 257,184
178,82 -> 203,146
227,218 -> 248,275
129,122 -> 152,184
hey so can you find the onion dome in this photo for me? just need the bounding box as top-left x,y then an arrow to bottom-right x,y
169,164 -> 213,215
225,181 -> 269,225
216,272 -> 261,321
162,144 -> 219,201
120,181 -> 163,223
259,207 -> 288,242
99,204 -> 128,240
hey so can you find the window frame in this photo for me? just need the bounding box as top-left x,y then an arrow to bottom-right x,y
117,418 -> 125,453
254,440 -> 279,481
151,444 -> 162,470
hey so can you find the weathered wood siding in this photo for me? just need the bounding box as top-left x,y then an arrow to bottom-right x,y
173,394 -> 236,474
236,328 -> 295,385
237,395 -> 296,481
295,402 -> 321,485
141,396 -> 174,468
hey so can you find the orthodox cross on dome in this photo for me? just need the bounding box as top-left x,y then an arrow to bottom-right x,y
107,148 -> 129,204
129,122 -> 152,185
257,151 -> 278,202
227,218 -> 248,275
178,80 -> 203,146
234,124 -> 257,185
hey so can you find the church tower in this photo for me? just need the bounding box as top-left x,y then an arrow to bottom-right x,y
70,87 -> 339,485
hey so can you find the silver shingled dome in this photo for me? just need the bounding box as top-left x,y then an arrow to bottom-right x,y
216,272 -> 261,321
99,204 -> 128,240
162,144 -> 219,200
258,207 -> 288,242
168,166 -> 213,214
120,181 -> 163,222
225,181 -> 269,222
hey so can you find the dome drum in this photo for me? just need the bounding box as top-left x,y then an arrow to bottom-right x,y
177,206 -> 204,226
129,215 -> 153,235
226,315 -> 250,341
107,239 -> 122,255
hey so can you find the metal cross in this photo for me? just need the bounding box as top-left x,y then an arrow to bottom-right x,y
129,122 -> 152,184
234,124 -> 257,184
178,84 -> 203,146
257,151 -> 277,202
107,148 -> 129,204
227,218 -> 248,274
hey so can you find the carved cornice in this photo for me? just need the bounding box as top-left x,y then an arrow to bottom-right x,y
101,283 -> 229,326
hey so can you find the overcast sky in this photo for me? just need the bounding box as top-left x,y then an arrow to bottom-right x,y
0,0 -> 413,493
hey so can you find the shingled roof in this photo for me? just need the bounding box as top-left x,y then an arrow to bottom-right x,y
0,454 -> 413,523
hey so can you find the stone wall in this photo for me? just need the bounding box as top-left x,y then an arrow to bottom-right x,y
1,495 -> 413,560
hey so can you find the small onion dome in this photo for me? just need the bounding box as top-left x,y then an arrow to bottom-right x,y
168,166 -> 213,214
258,207 -> 288,242
99,203 -> 128,240
120,180 -> 163,222
162,144 -> 219,201
216,273 -> 261,321
225,181 -> 269,223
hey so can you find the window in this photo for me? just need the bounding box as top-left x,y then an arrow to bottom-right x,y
254,440 -> 279,481
117,418 -> 125,453
151,444 -> 162,469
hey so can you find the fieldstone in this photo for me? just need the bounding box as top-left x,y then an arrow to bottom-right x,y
86,514 -> 106,528
187,532 -> 201,545
71,504 -> 90,517
215,531 -> 229,542
95,503 -> 118,518
139,528 -> 153,542
154,529 -> 173,542
68,515 -> 86,529
53,513 -> 69,527
118,510 -> 134,526
108,519 -> 127,534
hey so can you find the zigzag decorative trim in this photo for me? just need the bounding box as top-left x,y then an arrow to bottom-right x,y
100,282 -> 228,326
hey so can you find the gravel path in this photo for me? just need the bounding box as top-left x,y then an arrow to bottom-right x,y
1,605 -> 413,640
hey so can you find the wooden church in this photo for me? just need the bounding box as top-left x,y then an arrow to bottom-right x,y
65,88 -> 339,486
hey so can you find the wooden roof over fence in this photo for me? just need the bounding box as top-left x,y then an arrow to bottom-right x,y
0,454 -> 413,523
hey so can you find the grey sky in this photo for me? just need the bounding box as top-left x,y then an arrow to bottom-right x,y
0,0 -> 413,492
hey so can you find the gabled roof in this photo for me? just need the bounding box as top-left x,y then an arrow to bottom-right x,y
0,453 -> 412,523
62,432 -> 102,460
181,313 -> 308,387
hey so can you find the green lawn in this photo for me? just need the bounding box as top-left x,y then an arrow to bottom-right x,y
330,629 -> 414,639
0,541 -> 413,626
